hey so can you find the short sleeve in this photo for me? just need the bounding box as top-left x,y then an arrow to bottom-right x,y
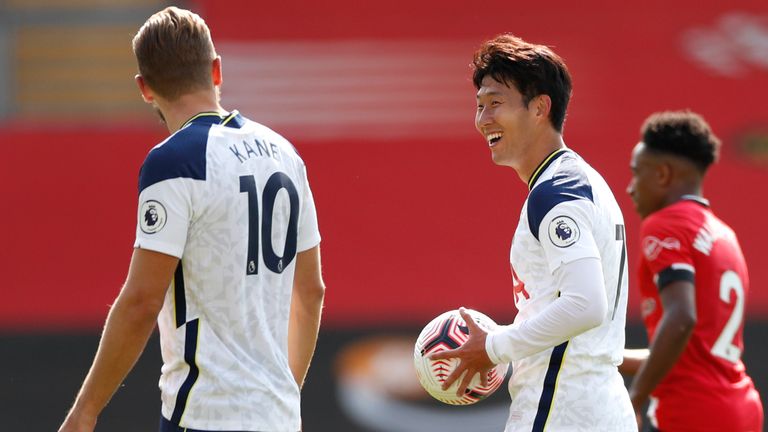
537,199 -> 600,274
526,160 -> 597,274
640,215 -> 695,289
133,144 -> 196,260
132,125 -> 208,258
296,166 -> 321,252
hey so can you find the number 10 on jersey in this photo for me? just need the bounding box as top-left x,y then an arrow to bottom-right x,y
239,172 -> 300,275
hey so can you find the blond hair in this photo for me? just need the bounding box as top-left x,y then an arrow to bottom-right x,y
132,7 -> 216,101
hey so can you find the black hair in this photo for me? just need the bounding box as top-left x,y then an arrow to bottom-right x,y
472,34 -> 572,133
641,110 -> 721,172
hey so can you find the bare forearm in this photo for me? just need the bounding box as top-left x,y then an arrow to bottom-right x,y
59,249 -> 176,432
288,290 -> 324,389
65,291 -> 159,423
630,317 -> 692,405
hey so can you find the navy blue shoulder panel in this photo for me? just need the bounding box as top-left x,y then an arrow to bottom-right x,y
225,112 -> 246,129
527,156 -> 594,240
138,124 -> 210,194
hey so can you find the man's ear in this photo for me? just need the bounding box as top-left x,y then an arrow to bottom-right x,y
212,56 -> 223,87
136,75 -> 154,104
656,162 -> 673,187
532,94 -> 552,121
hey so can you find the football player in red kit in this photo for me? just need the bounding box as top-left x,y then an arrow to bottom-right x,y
620,110 -> 763,432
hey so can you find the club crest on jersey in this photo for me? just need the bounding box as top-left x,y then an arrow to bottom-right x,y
140,200 -> 167,234
642,236 -> 681,261
548,215 -> 580,248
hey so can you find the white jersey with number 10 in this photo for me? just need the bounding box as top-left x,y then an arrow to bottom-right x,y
134,111 -> 320,431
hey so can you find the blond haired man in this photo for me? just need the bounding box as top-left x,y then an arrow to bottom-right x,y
59,7 -> 325,432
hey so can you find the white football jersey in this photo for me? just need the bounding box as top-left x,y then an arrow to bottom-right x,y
134,111 -> 320,431
502,149 -> 634,431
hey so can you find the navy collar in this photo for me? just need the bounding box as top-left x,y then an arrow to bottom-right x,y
181,110 -> 244,129
527,148 -> 569,190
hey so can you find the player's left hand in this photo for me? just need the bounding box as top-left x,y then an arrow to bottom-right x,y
428,307 -> 495,396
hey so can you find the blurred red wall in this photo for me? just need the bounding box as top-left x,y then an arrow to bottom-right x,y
2,0 -> 767,330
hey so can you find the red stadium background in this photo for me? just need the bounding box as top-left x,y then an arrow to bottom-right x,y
2,0 -> 767,330
1,1 -> 767,430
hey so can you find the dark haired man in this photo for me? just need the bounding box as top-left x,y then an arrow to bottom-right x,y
622,110 -> 763,431
431,34 -> 636,431
59,7 -> 325,432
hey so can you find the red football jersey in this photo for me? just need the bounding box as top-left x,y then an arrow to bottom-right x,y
638,198 -> 763,432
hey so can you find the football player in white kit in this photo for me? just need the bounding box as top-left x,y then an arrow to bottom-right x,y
59,7 -> 325,432
431,34 -> 636,431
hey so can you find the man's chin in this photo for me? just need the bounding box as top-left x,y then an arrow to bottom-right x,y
490,152 -> 510,167
490,150 -> 502,165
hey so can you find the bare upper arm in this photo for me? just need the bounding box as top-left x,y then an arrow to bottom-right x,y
120,248 -> 180,312
659,280 -> 697,322
293,245 -> 325,294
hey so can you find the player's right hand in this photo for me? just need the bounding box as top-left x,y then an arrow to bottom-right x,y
428,307 -> 494,396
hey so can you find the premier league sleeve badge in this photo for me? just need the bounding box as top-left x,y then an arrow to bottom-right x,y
548,215 -> 580,248
139,200 -> 168,234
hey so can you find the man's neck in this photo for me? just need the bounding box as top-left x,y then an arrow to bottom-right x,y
662,163 -> 705,209
664,185 -> 704,208
518,132 -> 566,186
157,91 -> 226,133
